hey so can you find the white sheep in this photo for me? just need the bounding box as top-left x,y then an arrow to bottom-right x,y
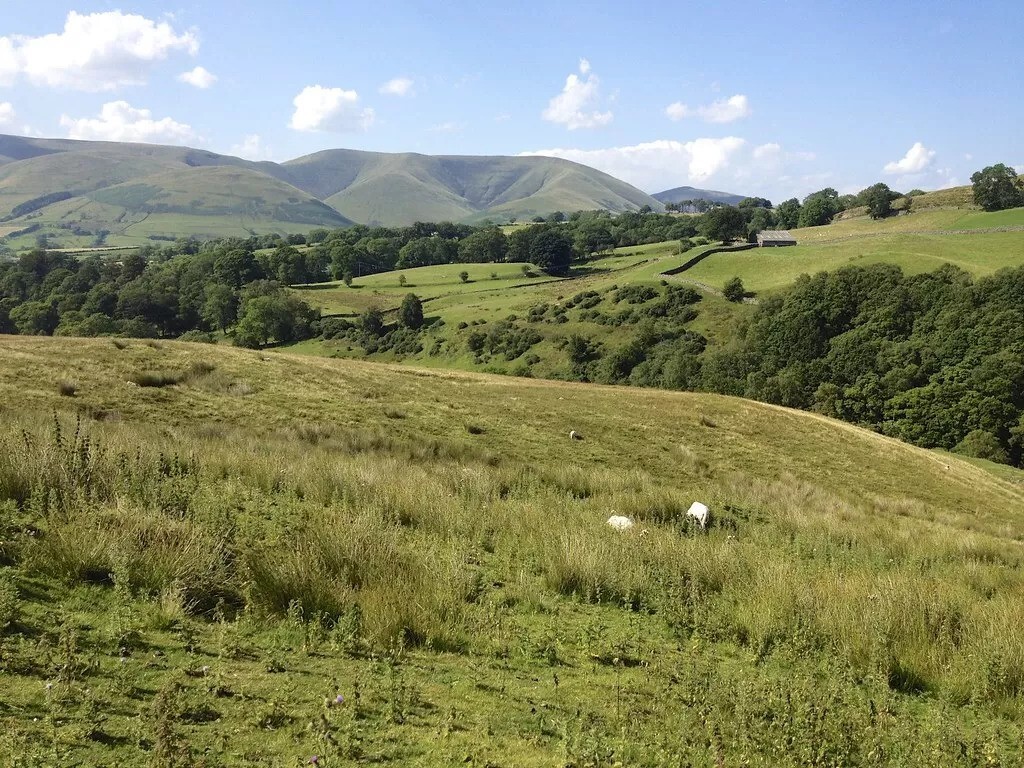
686,502 -> 709,529
569,430 -> 583,441
606,514 -> 634,531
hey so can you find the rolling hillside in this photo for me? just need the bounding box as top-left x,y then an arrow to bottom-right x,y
0,335 -> 1022,764
0,134 -> 662,247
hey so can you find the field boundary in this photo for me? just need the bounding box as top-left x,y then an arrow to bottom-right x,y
660,243 -> 758,277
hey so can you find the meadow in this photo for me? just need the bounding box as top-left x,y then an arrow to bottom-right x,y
2,335 -> 1024,765
684,231 -> 1024,295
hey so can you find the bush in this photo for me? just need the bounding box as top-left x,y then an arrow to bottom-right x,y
723,277 -> 746,303
954,430 -> 1009,464
56,379 -> 78,397
132,371 -> 183,388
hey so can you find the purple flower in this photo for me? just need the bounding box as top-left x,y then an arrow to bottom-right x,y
334,694 -> 345,705
309,757 -> 320,766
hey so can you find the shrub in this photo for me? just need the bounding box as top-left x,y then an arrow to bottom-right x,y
132,371 -> 182,388
723,277 -> 746,303
56,379 -> 78,397
954,430 -> 1009,464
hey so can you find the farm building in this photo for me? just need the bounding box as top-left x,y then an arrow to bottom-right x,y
757,230 -> 797,247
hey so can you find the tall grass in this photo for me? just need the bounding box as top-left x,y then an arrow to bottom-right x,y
2,409 -> 1024,706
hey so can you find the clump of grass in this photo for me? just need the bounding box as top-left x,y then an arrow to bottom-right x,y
56,379 -> 78,397
131,370 -> 182,388
699,414 -> 717,428
465,424 -> 485,435
111,339 -> 129,350
384,408 -> 407,420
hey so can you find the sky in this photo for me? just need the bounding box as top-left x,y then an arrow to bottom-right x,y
0,1 -> 1021,202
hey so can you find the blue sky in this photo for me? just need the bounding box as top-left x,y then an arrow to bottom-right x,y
0,1 -> 1021,201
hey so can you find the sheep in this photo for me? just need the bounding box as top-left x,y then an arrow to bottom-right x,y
686,502 -> 709,529
569,430 -> 583,441
606,514 -> 634,531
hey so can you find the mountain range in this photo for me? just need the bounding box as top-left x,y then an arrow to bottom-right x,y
0,134 -> 745,244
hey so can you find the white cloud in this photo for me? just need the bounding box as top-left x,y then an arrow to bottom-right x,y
665,102 -> 689,121
178,65 -> 217,89
230,134 -> 273,161
883,142 -> 936,174
0,102 -> 15,128
752,142 -> 782,161
60,101 -> 197,144
542,59 -> 613,130
0,38 -> 16,86
521,137 -> 746,191
668,94 -> 752,124
964,153 -> 973,161
0,11 -> 198,91
289,85 -> 375,132
379,76 -> 413,96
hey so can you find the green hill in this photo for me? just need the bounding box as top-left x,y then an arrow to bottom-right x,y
1,335 -> 1023,764
0,134 -> 662,247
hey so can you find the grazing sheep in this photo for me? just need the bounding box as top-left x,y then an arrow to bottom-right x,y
686,502 -> 709,529
569,430 -> 583,441
606,514 -> 634,531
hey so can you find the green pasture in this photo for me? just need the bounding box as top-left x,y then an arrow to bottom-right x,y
1,336 -> 1023,764
684,232 -> 1024,295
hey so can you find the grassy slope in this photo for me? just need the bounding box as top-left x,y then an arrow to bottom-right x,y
2,166 -> 353,248
0,136 -> 664,247
686,231 -> 1024,295
2,336 -> 1024,764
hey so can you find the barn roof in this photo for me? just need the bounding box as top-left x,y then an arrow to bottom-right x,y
757,230 -> 797,242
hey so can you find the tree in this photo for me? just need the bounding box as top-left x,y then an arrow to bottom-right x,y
398,293 -> 424,329
723,277 -> 746,303
360,306 -> 385,337
861,183 -> 899,219
458,227 -> 508,263
529,227 -> 573,276
798,188 -> 840,228
775,198 -> 802,229
201,283 -> 237,331
971,163 -> 1024,212
699,206 -> 746,243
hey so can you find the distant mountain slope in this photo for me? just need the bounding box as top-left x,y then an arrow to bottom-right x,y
280,149 -> 662,226
0,134 -> 664,245
653,185 -> 747,206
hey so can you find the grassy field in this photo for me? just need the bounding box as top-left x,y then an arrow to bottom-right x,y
685,231 -> 1024,295
1,336 -> 1024,765
793,206 -> 1024,245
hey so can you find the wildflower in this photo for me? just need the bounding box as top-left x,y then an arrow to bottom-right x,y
308,757 -> 320,766
334,694 -> 345,705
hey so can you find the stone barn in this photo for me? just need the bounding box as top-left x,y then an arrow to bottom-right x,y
757,230 -> 797,247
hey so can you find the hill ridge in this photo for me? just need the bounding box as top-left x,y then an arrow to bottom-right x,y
0,134 -> 663,241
